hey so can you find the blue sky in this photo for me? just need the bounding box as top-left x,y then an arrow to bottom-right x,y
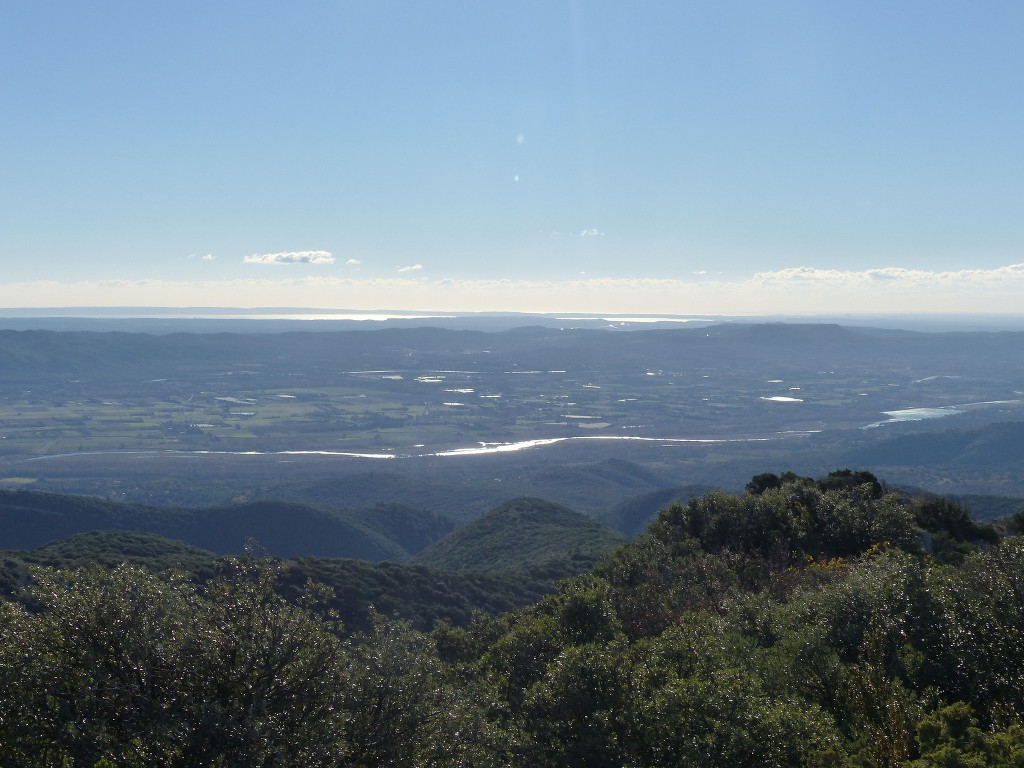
2,1 -> 1023,314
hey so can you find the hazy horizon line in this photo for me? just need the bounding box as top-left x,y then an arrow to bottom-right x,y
2,305 -> 1024,317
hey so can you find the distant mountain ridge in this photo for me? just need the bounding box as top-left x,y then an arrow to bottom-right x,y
258,458 -> 682,525
3,324 -> 1024,384
850,420 -> 1024,467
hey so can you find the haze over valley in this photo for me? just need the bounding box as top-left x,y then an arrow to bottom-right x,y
3,317 -> 1023,517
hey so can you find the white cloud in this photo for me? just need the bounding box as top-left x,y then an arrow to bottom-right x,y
580,228 -> 605,237
243,251 -> 334,265
345,258 -> 362,266
397,264 -> 423,272
202,254 -> 216,261
3,263 -> 1024,315
749,263 -> 1024,290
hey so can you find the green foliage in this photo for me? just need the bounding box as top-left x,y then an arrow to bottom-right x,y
745,471 -> 785,495
913,496 -> 999,562
813,488 -> 921,557
0,557 -> 347,767
928,539 -> 1024,724
914,496 -> 998,543
907,702 -> 1024,768
629,618 -> 844,767
284,556 -> 552,635
23,528 -> 216,568
650,472 -> 923,563
1,536 -> 553,638
0,557 -> 514,767
0,469 -> 1018,767
594,532 -> 740,638
1000,510 -> 1024,535
818,469 -> 885,498
658,488 -> 801,559
521,638 -> 631,767
341,613 -> 520,767
413,497 -> 628,577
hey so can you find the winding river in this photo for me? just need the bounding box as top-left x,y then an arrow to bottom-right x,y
21,430 -> 822,463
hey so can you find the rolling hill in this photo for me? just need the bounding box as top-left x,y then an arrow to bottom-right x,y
413,496 -> 629,578
0,489 -> 453,561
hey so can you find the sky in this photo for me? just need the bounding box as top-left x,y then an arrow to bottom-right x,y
2,1 -> 1023,315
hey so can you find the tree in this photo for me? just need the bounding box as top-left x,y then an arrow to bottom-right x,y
0,557 -> 347,767
930,539 -> 1024,724
745,472 -> 783,495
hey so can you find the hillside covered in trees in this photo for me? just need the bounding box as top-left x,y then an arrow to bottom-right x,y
2,470 -> 1024,766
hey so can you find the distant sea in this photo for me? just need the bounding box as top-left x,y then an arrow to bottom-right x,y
0,308 -> 1023,333
0,308 -> 719,333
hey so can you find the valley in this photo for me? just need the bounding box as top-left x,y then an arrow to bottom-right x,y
2,321 -> 1024,510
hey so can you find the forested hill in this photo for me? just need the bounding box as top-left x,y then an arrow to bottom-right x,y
0,488 -> 453,560
412,497 -> 629,577
4,469 -> 1024,766
0,529 -> 553,637
0,492 -> 630,635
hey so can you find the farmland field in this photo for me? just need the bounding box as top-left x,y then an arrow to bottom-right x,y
2,323 -> 1024,506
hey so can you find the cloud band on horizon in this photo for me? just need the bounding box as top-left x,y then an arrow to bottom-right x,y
2,263 -> 1023,315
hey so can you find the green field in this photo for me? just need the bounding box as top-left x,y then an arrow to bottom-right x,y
0,359 -> 1018,461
